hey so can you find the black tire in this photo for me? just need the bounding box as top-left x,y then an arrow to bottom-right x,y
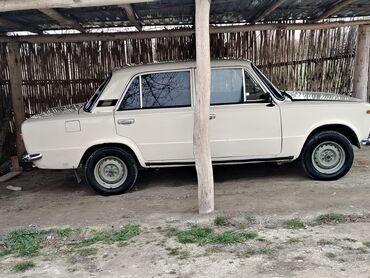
301,131 -> 354,180
84,147 -> 138,196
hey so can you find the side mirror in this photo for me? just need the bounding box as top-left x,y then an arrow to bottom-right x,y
266,92 -> 275,107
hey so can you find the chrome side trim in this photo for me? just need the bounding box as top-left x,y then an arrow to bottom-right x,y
22,153 -> 43,162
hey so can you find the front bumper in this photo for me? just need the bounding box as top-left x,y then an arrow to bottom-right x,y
22,153 -> 43,162
361,138 -> 370,146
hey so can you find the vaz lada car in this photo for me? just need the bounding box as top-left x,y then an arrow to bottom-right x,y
22,60 -> 370,195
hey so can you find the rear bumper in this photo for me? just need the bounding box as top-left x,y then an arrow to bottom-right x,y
22,153 -> 43,162
361,138 -> 370,146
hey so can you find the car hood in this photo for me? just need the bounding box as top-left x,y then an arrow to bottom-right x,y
30,103 -> 83,120
286,91 -> 362,102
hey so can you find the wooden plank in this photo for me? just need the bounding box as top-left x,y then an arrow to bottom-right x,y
313,0 -> 354,22
0,17 -> 41,34
119,4 -> 142,31
353,25 -> 370,101
6,41 -> 26,157
194,0 -> 214,214
1,20 -> 370,44
0,171 -> 22,183
251,0 -> 287,24
0,0 -> 153,12
39,8 -> 85,33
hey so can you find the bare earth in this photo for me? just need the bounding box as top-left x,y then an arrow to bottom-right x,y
0,148 -> 370,277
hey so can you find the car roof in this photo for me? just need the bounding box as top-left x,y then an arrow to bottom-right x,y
112,59 -> 252,77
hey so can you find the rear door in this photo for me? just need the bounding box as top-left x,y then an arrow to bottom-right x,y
114,70 -> 194,162
209,68 -> 282,158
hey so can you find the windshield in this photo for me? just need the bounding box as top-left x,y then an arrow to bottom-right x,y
251,64 -> 284,101
83,74 -> 112,112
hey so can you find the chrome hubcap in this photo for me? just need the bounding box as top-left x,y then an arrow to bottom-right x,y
94,156 -> 128,189
312,141 -> 345,174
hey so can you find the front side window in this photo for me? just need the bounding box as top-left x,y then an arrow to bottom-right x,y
244,70 -> 267,101
119,71 -> 191,110
211,69 -> 243,105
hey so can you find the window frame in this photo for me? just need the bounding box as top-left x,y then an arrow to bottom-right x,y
243,67 -> 271,103
117,69 -> 193,111
209,66 -> 270,106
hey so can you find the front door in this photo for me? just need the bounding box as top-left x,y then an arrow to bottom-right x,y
114,70 -> 194,162
209,68 -> 282,159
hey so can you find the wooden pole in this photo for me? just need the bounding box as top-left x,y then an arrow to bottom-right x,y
6,41 -> 26,157
353,25 -> 370,101
194,0 -> 214,214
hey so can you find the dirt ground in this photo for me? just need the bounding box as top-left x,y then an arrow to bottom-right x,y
0,148 -> 370,277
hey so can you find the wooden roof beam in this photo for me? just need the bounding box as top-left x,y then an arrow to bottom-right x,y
0,0 -> 154,12
250,0 -> 287,24
0,17 -> 41,34
119,4 -> 142,31
1,19 -> 370,44
312,0 -> 354,22
39,8 -> 85,33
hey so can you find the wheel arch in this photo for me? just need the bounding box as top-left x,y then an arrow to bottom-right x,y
79,143 -> 145,168
304,124 -> 360,151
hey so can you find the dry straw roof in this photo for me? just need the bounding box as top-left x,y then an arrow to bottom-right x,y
0,0 -> 369,34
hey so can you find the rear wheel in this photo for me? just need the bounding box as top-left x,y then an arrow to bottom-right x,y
301,131 -> 354,180
84,147 -> 138,195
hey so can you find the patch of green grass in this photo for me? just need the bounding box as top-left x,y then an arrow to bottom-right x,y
286,238 -> 302,244
325,252 -> 336,259
214,216 -> 230,226
76,224 -> 140,248
166,247 -> 190,259
76,233 -> 111,247
245,247 -> 276,257
76,247 -> 98,257
362,241 -> 370,248
285,218 -> 305,229
244,215 -> 257,225
343,237 -> 357,242
355,247 -> 368,254
54,228 -> 74,237
316,213 -> 345,225
112,224 -> 140,242
0,249 -> 11,257
13,261 -> 35,272
167,225 -> 257,245
318,239 -> 334,246
2,227 -> 44,256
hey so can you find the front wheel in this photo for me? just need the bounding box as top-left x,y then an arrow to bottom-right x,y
84,147 -> 138,195
301,131 -> 354,180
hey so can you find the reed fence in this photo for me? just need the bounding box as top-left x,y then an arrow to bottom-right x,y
0,26 -> 360,158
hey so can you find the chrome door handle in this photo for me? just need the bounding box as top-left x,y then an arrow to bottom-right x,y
209,114 -> 216,120
118,118 -> 135,125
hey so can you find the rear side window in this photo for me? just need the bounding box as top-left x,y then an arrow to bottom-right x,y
119,71 -> 191,110
211,69 -> 243,105
142,72 -> 191,108
119,77 -> 140,110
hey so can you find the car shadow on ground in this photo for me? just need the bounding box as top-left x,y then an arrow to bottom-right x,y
134,160 -> 306,190
0,160 -> 306,197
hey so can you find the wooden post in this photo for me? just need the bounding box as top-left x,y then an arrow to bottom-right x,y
6,41 -> 26,157
194,0 -> 214,214
353,25 -> 370,101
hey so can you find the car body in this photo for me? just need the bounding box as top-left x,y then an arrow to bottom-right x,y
21,60 -> 370,195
